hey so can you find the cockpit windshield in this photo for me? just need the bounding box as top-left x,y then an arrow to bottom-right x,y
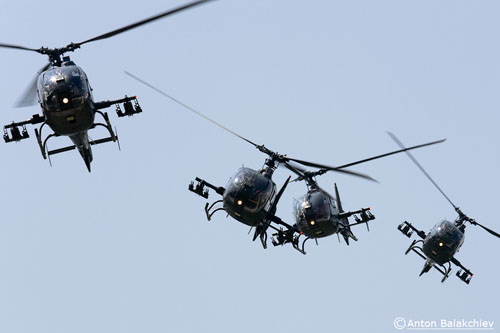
37,65 -> 90,111
430,220 -> 458,236
224,167 -> 273,212
294,191 -> 331,223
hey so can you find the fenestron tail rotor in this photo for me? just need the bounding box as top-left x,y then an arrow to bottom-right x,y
124,71 -> 374,182
387,131 -> 500,239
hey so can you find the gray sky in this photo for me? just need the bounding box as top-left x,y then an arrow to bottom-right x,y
0,1 -> 499,332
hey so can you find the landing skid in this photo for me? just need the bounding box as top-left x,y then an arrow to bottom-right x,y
404,239 -> 452,282
34,111 -> 119,162
204,200 -> 225,221
189,177 -> 294,252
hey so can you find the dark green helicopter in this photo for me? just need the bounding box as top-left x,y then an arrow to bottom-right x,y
389,132 -> 500,284
125,72 -> 445,252
1,0 -> 212,171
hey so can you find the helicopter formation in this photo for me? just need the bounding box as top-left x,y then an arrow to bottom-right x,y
124,72 -> 474,262
1,0 -> 498,286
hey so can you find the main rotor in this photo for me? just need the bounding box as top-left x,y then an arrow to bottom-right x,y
7,43 -> 83,66
0,0 -> 214,105
124,71 -> 384,183
1,0 -> 213,63
388,132 -> 500,238
37,44 -> 82,66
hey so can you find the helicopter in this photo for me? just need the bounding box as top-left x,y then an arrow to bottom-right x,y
124,72 -> 445,252
270,140 -> 447,254
388,132 -> 500,284
1,0 -> 213,172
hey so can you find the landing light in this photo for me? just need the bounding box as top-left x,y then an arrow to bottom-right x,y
237,200 -> 243,206
62,97 -> 69,104
310,220 -> 315,226
438,242 -> 444,247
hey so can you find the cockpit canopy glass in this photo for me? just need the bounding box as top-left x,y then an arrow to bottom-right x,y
294,191 -> 331,224
430,220 -> 455,235
37,65 -> 90,111
224,167 -> 273,212
429,219 -> 464,246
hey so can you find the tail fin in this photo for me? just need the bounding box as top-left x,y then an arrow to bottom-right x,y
334,183 -> 343,213
336,183 -> 356,245
268,176 -> 291,216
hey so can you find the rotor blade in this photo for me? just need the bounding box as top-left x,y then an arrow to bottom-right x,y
282,161 -> 307,178
387,131 -> 456,209
316,183 -> 335,200
334,139 -> 446,169
127,69 -> 375,183
124,71 -> 260,148
15,62 -> 51,108
471,221 -> 500,238
77,0 -> 214,46
284,161 -> 334,199
0,43 -> 40,53
285,157 -> 377,182
268,176 -> 291,216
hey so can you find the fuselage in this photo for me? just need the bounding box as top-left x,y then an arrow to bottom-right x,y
222,167 -> 276,226
36,60 -> 95,136
422,220 -> 465,265
294,189 -> 345,238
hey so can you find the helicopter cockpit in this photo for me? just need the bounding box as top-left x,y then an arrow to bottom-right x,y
294,191 -> 333,230
37,64 -> 90,112
223,167 -> 275,215
429,220 -> 464,243
424,219 -> 465,262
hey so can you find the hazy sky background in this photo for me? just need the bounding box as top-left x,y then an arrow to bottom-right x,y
0,1 -> 499,332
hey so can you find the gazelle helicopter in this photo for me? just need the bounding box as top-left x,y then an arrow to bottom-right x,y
388,132 -> 500,284
125,72 -> 445,252
269,142 -> 446,254
1,0 -> 212,172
